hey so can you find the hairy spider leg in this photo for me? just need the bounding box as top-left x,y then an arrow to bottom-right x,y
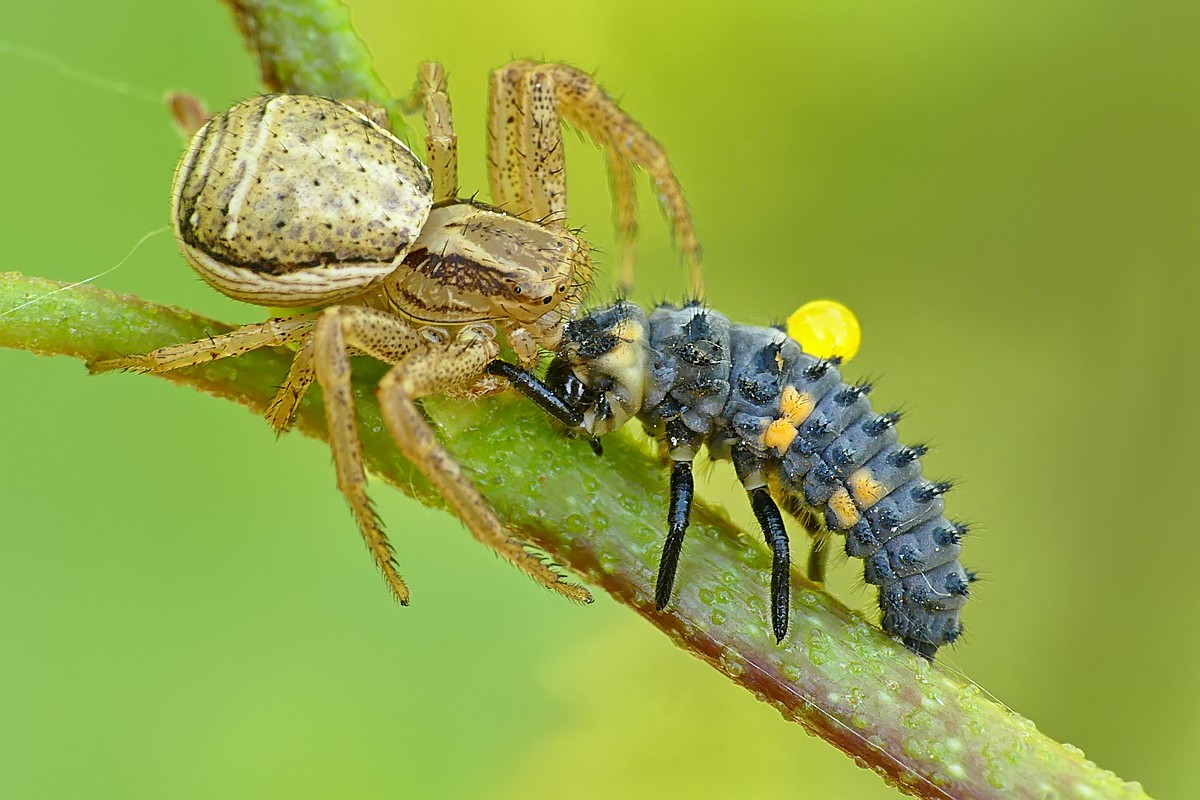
310,306 -> 591,605
313,306 -> 416,603
484,62 -> 571,229
89,309 -> 321,435
373,328 -> 593,604
89,315 -> 318,373
167,91 -> 210,138
487,60 -> 703,297
91,312 -> 404,604
264,333 -> 316,433
604,145 -> 639,292
486,66 -> 525,219
401,62 -> 458,203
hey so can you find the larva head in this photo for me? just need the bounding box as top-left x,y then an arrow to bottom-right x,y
544,301 -> 650,437
171,94 -> 433,308
390,202 -> 588,335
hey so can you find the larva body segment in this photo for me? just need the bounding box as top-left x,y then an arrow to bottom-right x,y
513,300 -> 974,659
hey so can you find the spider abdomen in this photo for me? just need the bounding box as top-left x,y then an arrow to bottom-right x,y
172,94 -> 434,307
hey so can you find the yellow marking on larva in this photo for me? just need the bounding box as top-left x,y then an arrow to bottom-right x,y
610,318 -> 644,345
591,318 -> 647,413
595,319 -> 644,375
763,419 -> 798,452
847,468 -> 888,509
827,486 -> 861,528
778,385 -> 815,425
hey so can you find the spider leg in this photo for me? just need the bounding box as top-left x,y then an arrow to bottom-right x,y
519,67 -> 568,226
489,60 -> 703,297
486,62 -> 566,225
377,333 -> 592,604
605,143 -> 639,293
264,331 -> 316,434
402,61 -> 459,203
487,64 -> 527,214
167,91 -> 209,138
314,306 -> 421,604
748,487 -> 792,643
88,314 -> 318,374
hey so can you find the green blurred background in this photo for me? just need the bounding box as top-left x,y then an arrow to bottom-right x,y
2,1 -> 1197,797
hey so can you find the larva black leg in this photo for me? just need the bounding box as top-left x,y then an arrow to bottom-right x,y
749,487 -> 791,643
805,537 -> 828,585
486,360 -> 583,428
486,360 -> 603,454
796,507 -> 828,583
656,459 -> 694,610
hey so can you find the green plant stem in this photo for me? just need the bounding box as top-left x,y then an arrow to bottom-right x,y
0,273 -> 1152,800
219,0 -> 413,140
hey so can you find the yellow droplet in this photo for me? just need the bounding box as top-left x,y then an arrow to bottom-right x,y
787,299 -> 862,362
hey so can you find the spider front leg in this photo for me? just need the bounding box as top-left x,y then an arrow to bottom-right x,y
487,60 -> 703,296
488,62 -> 567,226
376,330 -> 592,604
401,61 -> 458,203
313,306 -> 424,604
312,307 -> 591,605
